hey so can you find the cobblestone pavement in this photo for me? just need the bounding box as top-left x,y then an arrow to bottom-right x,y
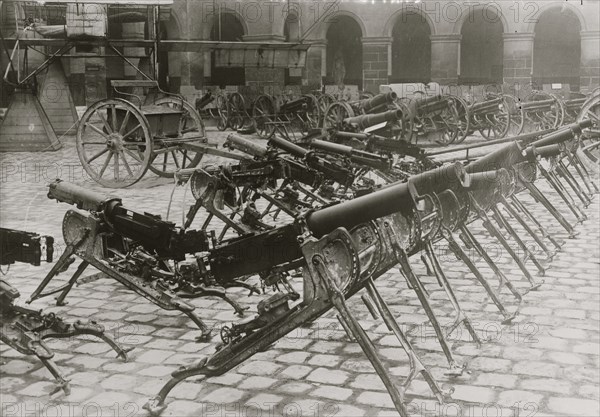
1,129 -> 599,417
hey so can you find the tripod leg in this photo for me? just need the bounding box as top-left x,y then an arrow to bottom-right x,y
424,241 -> 481,344
55,261 -> 89,306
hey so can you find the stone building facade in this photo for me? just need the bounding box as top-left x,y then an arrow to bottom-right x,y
1,0 -> 599,105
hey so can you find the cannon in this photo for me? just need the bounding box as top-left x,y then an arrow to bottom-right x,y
28,180 -> 254,340
393,93 -> 469,145
342,109 -> 403,130
354,91 -> 398,114
1,228 -> 129,394
251,93 -> 321,139
504,91 -> 562,135
463,95 -> 511,141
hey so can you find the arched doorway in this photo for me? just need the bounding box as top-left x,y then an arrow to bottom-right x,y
210,13 -> 245,86
325,16 -> 362,88
460,10 -> 503,84
391,14 -> 431,83
533,8 -> 581,89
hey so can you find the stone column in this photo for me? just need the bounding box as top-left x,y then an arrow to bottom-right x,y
503,32 -> 534,98
362,37 -> 392,94
580,31 -> 600,93
430,34 -> 461,86
305,42 -> 326,90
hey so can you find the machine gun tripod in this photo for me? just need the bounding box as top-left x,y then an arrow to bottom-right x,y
0,228 -> 129,395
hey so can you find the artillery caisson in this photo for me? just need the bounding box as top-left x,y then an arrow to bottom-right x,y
77,80 -> 246,188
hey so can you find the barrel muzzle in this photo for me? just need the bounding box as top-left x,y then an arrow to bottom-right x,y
343,109 -> 402,130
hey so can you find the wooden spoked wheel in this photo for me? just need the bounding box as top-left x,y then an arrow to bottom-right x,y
228,92 -> 247,131
435,97 -> 461,145
503,94 -> 524,136
576,94 -> 600,173
149,97 -> 206,178
478,96 -> 511,140
322,101 -> 355,131
317,93 -> 335,127
216,94 -> 230,131
252,94 -> 276,139
524,91 -> 562,131
301,94 -> 321,132
76,98 -> 153,188
448,96 -> 470,144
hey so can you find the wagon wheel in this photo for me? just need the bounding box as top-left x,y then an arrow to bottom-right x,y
479,96 -> 511,140
317,93 -> 335,126
503,94 -> 524,136
447,96 -> 470,144
228,92 -> 247,131
391,101 -> 415,142
252,94 -> 276,139
76,98 -> 153,188
322,101 -> 355,131
301,94 -> 321,132
148,97 -> 206,178
525,91 -> 562,130
435,97 -> 460,145
216,94 -> 230,131
576,94 -> 600,173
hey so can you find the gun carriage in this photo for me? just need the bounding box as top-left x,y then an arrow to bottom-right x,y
504,91 -> 563,135
251,93 -> 321,139
460,93 -> 512,141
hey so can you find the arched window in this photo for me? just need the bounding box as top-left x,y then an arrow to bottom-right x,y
533,8 -> 581,89
460,10 -> 503,84
325,16 -> 363,88
210,13 -> 245,86
391,13 -> 431,83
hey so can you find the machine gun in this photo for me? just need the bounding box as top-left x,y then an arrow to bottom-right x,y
28,180 -> 250,341
1,228 -> 128,395
268,135 -> 354,187
146,164 -> 475,416
309,139 -> 392,171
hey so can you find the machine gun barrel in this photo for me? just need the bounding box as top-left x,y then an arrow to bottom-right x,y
522,144 -> 563,161
530,120 -> 591,148
269,135 -> 309,158
310,139 -> 391,170
343,109 -> 402,130
408,162 -> 469,197
306,163 -> 468,238
356,92 -> 397,113
48,180 -> 209,260
465,142 -> 525,174
269,136 -> 353,185
48,180 -> 121,213
225,134 -> 269,158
